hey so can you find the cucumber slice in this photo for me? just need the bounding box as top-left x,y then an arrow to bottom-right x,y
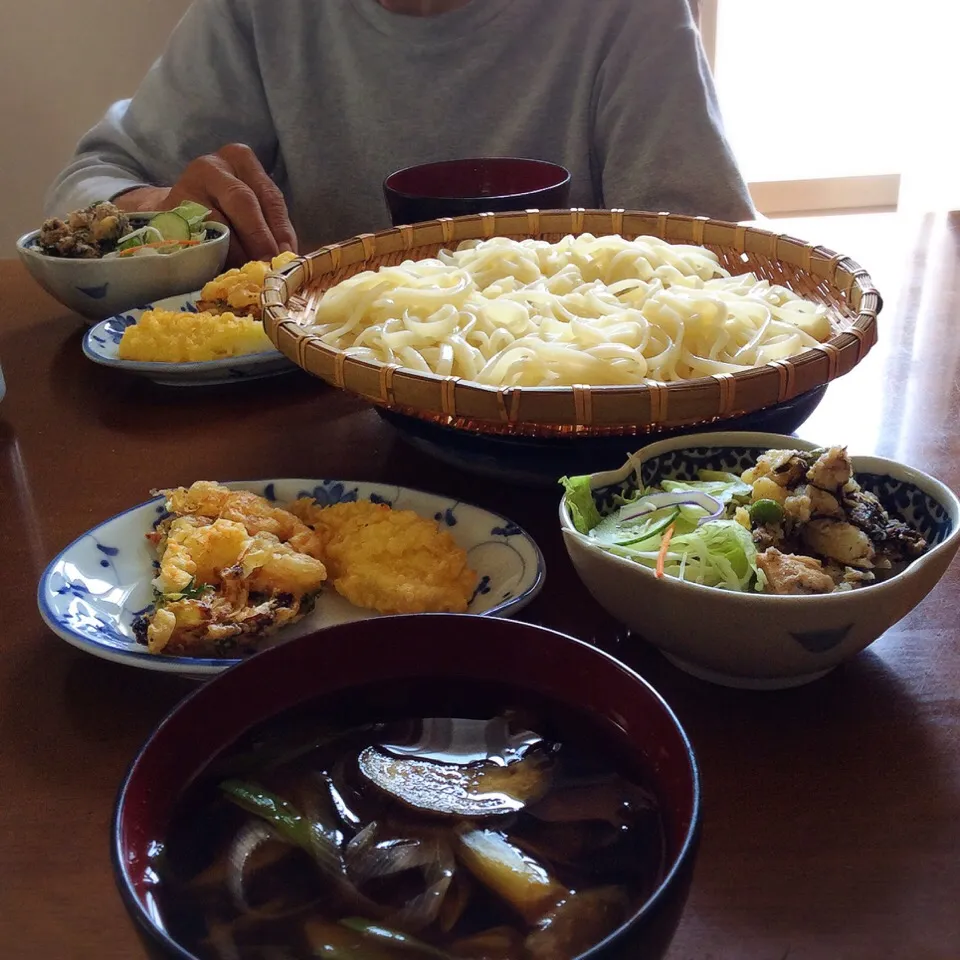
148,211 -> 192,242
614,507 -> 680,546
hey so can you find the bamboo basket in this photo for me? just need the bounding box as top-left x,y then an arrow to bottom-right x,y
262,210 -> 880,437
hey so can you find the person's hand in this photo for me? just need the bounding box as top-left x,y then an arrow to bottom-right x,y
114,144 -> 298,265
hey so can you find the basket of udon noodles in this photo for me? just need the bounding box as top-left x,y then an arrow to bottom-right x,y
261,209 -> 880,438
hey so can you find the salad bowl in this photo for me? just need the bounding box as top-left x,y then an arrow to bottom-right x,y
16,217 -> 229,322
560,432 -> 960,689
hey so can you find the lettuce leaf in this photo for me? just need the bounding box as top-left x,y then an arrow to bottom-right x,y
170,200 -> 213,227
560,475 -> 603,535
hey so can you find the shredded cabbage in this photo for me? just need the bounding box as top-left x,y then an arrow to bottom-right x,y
562,468 -> 763,591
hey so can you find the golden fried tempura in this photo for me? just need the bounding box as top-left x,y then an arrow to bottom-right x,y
140,485 -> 327,657
162,481 -> 325,559
146,592 -> 313,658
153,517 -> 249,594
238,532 -> 330,596
140,482 -> 479,658
198,251 -> 298,316
290,499 -> 477,614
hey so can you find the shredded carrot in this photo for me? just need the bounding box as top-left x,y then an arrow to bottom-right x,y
655,523 -> 676,579
118,239 -> 202,257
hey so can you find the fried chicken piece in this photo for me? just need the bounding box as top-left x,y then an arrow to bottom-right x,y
38,218 -> 72,247
801,518 -> 875,568
802,483 -> 844,518
743,450 -> 809,487
806,446 -> 853,492
784,480 -> 849,526
757,548 -> 837,595
294,499 -> 477,614
161,481 -> 325,559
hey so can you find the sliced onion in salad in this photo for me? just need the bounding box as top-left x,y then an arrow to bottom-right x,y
618,490 -> 723,527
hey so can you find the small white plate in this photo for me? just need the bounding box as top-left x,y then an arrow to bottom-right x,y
38,479 -> 546,678
82,292 -> 297,386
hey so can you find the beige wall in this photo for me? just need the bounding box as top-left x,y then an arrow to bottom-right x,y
0,0 -> 191,249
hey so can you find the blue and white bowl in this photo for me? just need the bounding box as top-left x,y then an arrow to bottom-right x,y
83,293 -> 297,386
38,479 -> 546,679
560,432 -> 960,690
16,219 -> 230,323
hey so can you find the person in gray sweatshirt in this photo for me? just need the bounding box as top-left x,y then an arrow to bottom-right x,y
45,0 -> 754,263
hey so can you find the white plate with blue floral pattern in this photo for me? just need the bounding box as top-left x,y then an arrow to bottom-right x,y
81,292 -> 297,386
38,479 -> 546,678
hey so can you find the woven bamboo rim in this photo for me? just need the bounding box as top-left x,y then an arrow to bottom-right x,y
262,210 -> 880,437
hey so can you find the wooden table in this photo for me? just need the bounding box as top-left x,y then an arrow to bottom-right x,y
1,212 -> 958,960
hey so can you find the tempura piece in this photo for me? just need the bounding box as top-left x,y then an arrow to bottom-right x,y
153,517 -> 250,594
237,532 -> 330,595
138,482 -> 480,658
144,591 -> 315,657
290,498 -> 477,614
137,485 -> 328,657
198,251 -> 298,316
162,481 -> 325,559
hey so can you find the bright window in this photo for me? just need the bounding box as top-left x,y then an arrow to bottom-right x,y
700,0 -> 955,215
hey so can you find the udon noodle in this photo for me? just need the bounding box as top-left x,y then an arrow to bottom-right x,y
304,234 -> 835,387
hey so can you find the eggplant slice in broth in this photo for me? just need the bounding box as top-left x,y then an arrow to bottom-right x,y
358,717 -> 558,818
162,703 -> 660,960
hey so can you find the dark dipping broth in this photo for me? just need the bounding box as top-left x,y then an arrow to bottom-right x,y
156,680 -> 667,960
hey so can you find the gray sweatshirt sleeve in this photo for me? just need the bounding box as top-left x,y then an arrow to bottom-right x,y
44,0 -> 277,216
592,0 -> 755,222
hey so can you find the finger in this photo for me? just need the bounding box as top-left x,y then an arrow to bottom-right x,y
200,157 -> 280,261
220,144 -> 299,254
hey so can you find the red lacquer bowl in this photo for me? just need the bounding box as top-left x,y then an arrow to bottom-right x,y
112,614 -> 700,960
383,157 -> 572,225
